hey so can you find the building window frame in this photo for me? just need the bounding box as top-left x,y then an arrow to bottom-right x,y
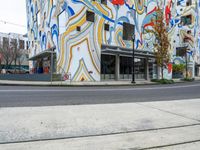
181,15 -> 192,26
86,10 -> 95,23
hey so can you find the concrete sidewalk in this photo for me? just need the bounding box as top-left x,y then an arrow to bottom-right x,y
0,77 -> 200,86
0,99 -> 200,149
0,79 -> 156,86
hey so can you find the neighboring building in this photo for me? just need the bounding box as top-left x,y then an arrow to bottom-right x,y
0,32 -> 29,72
26,0 -> 200,82
172,0 -> 200,78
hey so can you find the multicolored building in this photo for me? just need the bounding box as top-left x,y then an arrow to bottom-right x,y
26,0 -> 200,81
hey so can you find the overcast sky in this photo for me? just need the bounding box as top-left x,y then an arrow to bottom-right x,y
0,0 -> 27,35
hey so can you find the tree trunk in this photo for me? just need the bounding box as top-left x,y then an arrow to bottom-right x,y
14,59 -> 17,73
161,58 -> 164,80
161,66 -> 164,80
5,61 -> 8,73
0,60 -> 2,73
18,61 -> 21,74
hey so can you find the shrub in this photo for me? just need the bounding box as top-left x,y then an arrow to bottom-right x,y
151,79 -> 174,84
173,64 -> 185,73
151,79 -> 159,82
182,78 -> 195,82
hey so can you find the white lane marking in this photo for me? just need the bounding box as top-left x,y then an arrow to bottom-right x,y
0,83 -> 200,92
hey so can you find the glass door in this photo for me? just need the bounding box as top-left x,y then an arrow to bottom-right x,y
101,54 -> 116,80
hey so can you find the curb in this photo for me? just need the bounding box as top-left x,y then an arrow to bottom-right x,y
0,82 -> 159,87
0,79 -> 199,87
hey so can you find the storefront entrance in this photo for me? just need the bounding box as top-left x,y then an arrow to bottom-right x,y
101,44 -> 156,81
120,56 -> 146,80
101,54 -> 116,80
195,64 -> 200,76
101,54 -> 155,81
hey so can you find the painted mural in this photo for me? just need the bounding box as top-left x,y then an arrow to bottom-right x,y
26,0 -> 200,81
169,0 -> 200,77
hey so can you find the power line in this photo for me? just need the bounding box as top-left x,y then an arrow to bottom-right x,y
0,20 -> 26,28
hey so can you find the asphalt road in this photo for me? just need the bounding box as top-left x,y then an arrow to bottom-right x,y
0,81 -> 200,107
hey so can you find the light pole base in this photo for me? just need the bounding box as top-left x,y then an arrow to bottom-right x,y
131,81 -> 136,84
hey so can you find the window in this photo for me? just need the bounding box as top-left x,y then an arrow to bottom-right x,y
176,47 -> 186,56
120,56 -> 132,78
26,41 -> 29,50
177,1 -> 181,5
86,10 -> 95,22
144,6 -> 147,13
186,0 -> 192,6
101,54 -> 116,80
187,30 -> 192,34
19,40 -> 24,49
3,37 -> 9,48
104,24 -> 109,31
123,22 -> 135,40
11,39 -> 17,48
101,0 -> 107,5
181,15 -> 192,26
76,26 -> 81,32
10,38 -> 15,43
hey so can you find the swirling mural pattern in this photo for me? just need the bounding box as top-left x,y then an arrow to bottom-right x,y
26,0 -> 200,81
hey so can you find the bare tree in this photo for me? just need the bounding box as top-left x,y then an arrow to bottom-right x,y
10,39 -> 27,73
10,39 -> 18,73
0,53 -> 2,73
17,49 -> 27,73
0,40 -> 14,73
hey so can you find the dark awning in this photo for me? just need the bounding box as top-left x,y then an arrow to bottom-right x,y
29,47 -> 56,61
101,44 -> 155,58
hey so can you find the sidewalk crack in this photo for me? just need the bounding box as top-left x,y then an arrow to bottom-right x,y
137,139 -> 200,150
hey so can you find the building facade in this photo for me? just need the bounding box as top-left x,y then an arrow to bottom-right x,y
0,32 -> 29,73
26,0 -> 200,81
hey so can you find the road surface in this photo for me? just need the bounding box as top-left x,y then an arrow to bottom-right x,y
0,81 -> 200,107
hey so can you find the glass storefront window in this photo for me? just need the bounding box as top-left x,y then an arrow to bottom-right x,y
120,56 -> 146,80
101,54 -> 156,80
101,54 -> 116,80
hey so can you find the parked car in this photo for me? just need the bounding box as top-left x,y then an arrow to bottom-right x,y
6,66 -> 29,74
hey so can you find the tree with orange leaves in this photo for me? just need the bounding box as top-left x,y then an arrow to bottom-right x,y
145,7 -> 170,79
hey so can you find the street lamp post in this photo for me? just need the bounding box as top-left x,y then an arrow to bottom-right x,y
122,22 -> 135,84
132,36 -> 135,84
50,46 -> 56,85
185,47 -> 188,79
183,42 -> 189,79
